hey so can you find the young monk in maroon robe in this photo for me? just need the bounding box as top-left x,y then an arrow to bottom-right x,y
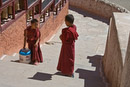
23,19 -> 43,65
57,14 -> 79,77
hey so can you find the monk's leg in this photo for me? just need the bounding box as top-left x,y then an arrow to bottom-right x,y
28,43 -> 34,63
32,45 -> 43,65
38,43 -> 43,63
57,45 -> 64,71
60,44 -> 75,76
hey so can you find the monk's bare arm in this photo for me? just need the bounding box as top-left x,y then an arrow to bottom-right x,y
23,36 -> 26,49
59,35 -> 62,40
35,30 -> 41,46
35,38 -> 40,46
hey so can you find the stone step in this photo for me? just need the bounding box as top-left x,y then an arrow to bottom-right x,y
51,75 -> 84,87
1,54 -> 19,62
0,58 -> 84,87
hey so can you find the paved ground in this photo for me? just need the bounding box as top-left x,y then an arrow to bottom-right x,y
0,8 -> 108,87
107,0 -> 130,11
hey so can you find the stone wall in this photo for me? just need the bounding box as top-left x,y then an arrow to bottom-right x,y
0,2 -> 68,57
69,0 -> 129,19
103,13 -> 130,87
120,35 -> 130,87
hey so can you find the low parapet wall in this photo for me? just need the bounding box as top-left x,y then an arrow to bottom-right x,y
103,13 -> 130,87
69,0 -> 129,19
121,34 -> 130,87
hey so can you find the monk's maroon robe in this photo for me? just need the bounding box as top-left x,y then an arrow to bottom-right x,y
57,25 -> 79,75
25,26 -> 43,63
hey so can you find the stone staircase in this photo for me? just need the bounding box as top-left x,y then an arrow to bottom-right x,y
0,8 -> 109,87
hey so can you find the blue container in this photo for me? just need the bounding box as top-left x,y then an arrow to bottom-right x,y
19,48 -> 31,64
19,49 -> 31,56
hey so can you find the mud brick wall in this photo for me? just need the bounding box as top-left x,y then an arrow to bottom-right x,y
0,13 -> 26,56
103,13 -> 130,87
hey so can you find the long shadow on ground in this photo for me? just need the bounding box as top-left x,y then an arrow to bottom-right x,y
28,72 -> 72,82
76,55 -> 106,87
28,72 -> 52,81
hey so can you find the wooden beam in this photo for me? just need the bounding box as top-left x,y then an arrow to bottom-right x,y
0,11 -> 2,31
39,0 -> 41,14
32,7 -> 34,19
24,0 -> 27,10
0,0 -> 2,7
12,1 -> 15,19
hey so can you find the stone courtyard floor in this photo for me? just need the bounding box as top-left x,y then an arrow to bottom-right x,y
0,8 -> 109,87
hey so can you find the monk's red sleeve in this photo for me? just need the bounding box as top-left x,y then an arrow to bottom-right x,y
60,29 -> 64,41
66,31 -> 73,41
33,29 -> 40,42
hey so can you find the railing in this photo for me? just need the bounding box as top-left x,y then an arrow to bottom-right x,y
40,0 -> 67,24
40,0 -> 54,23
0,0 -> 26,31
54,0 -> 66,15
0,0 -> 67,31
27,0 -> 36,7
0,0 -> 9,6
26,0 -> 41,22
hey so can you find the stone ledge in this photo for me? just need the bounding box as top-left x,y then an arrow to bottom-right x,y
103,13 -> 130,87
113,13 -> 130,64
69,0 -> 129,19
98,0 -> 129,12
